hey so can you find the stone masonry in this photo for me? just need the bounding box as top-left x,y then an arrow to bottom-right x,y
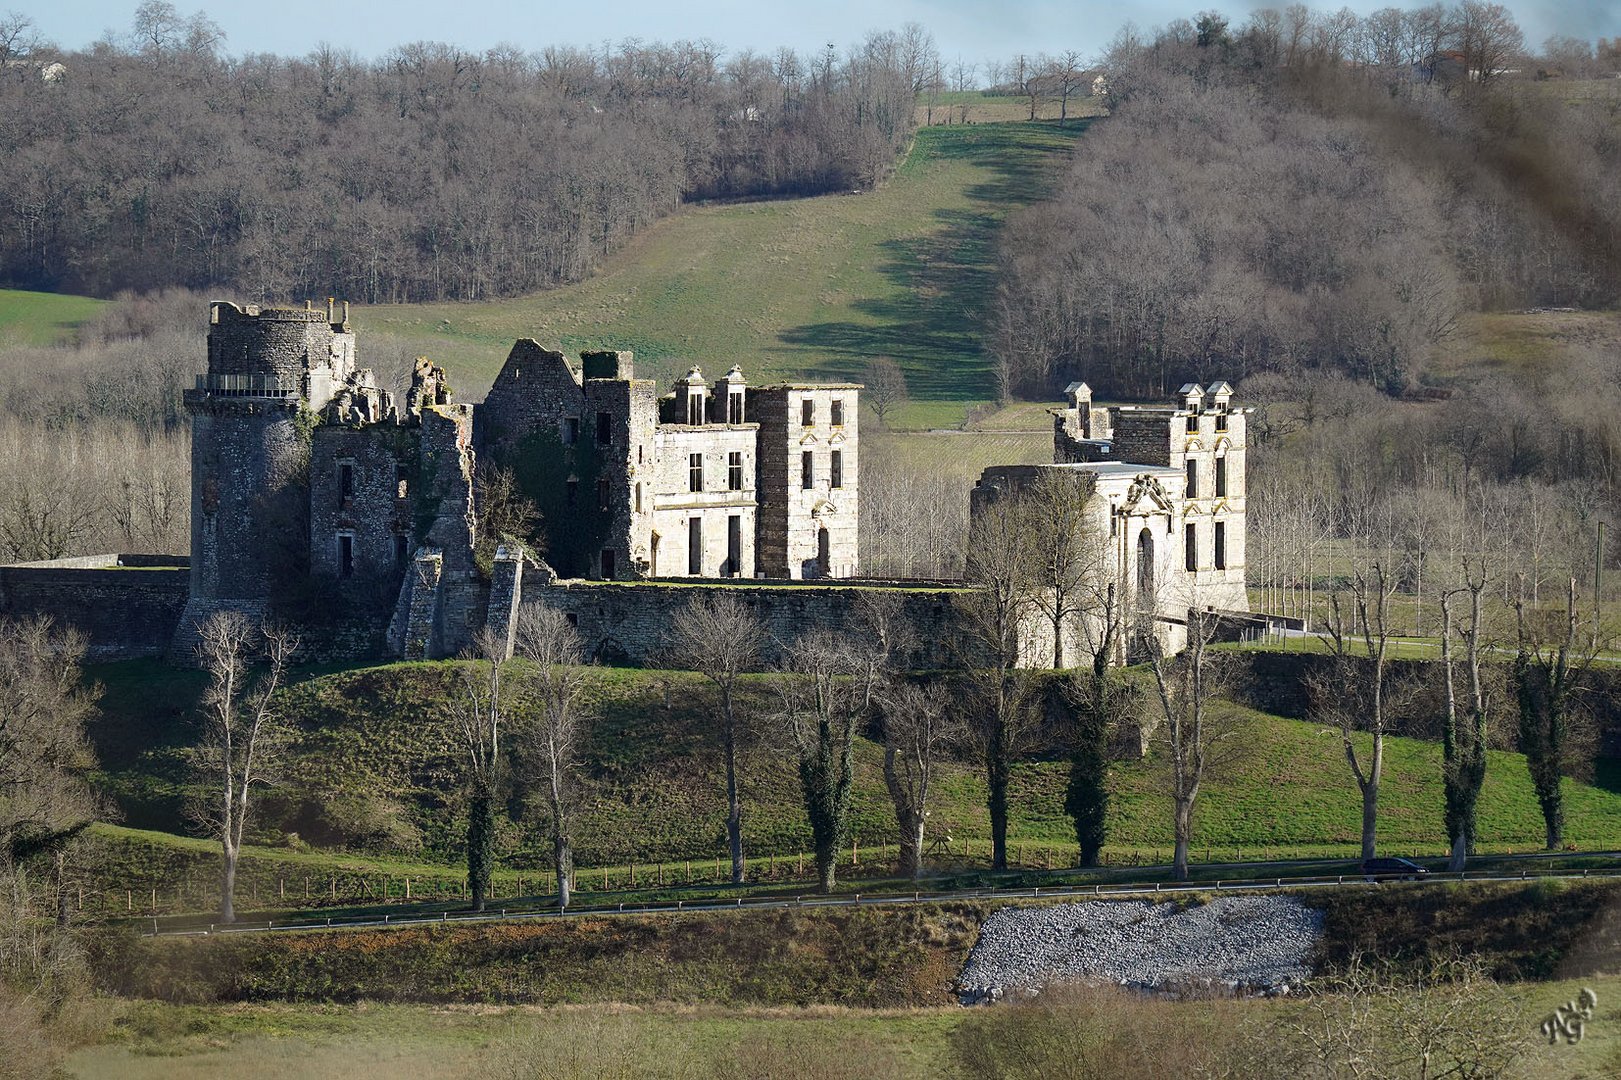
165,304 -> 864,661
973,379 -> 1251,667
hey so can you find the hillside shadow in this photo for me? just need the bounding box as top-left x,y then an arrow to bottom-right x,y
776,121 -> 1089,400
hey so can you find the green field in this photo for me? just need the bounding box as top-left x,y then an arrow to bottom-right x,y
0,287 -> 107,346
352,122 -> 1085,414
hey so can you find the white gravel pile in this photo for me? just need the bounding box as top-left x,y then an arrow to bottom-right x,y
957,896 -> 1323,1003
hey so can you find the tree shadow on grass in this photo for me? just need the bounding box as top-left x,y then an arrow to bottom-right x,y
775,121 -> 1091,401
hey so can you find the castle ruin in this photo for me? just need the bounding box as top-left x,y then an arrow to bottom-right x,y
175,302 -> 864,661
1,302 -> 1257,671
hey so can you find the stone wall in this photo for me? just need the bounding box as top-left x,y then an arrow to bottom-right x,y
527,579 -> 967,669
309,423 -> 417,586
1106,409 -> 1174,467
0,555 -> 189,661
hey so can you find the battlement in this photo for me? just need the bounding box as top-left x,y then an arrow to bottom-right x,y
204,298 -> 357,411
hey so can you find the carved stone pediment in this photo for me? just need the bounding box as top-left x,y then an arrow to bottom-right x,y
1124,475 -> 1173,515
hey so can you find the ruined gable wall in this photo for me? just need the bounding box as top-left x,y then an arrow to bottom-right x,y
309,424 -> 418,585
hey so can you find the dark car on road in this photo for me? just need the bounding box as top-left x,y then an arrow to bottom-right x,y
1361,857 -> 1430,883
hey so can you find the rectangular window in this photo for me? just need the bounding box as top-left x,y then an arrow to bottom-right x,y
689,453 -> 703,493
1186,412 -> 1198,433
634,483 -> 642,513
726,515 -> 741,578
338,534 -> 354,578
339,463 -> 354,501
801,451 -> 814,489
1185,459 -> 1199,499
728,451 -> 743,491
831,399 -> 844,427
688,516 -> 703,575
1215,456 -> 1228,498
564,417 -> 579,445
395,464 -> 409,499
728,392 -> 743,424
597,477 -> 610,510
801,399 -> 814,427
596,411 -> 612,444
1215,411 -> 1228,432
831,450 -> 843,489
600,548 -> 616,579
1185,523 -> 1198,572
1214,522 -> 1227,570
566,479 -> 578,507
394,534 -> 408,567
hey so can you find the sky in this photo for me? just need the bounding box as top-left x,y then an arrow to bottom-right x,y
25,0 -> 1621,69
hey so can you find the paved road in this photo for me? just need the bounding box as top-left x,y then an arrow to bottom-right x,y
146,862 -> 1621,939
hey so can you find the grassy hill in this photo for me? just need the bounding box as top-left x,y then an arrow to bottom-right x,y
352,122 -> 1084,418
0,288 -> 106,346
80,657 -> 1621,912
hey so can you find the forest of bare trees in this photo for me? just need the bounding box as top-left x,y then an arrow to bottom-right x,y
992,3 -> 1621,400
0,9 -> 934,302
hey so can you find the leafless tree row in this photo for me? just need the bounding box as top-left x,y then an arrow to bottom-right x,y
0,416 -> 188,562
1244,373 -> 1615,636
0,14 -> 932,302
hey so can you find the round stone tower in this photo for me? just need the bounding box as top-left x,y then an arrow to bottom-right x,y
173,301 -> 355,655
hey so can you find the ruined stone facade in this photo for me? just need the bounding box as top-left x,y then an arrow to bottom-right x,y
972,380 -> 1251,667
169,304 -> 861,660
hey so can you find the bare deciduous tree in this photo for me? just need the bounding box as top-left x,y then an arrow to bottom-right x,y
0,617 -> 99,943
1313,564 -> 1401,862
880,679 -> 960,878
513,603 -> 593,909
960,489 -> 1040,870
1145,607 -> 1244,881
191,612 -> 295,924
775,630 -> 881,892
1514,575 -> 1596,850
669,592 -> 764,885
861,357 -> 909,431
1441,568 -> 1490,871
449,627 -> 509,911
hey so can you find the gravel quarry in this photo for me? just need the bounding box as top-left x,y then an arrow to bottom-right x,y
957,895 -> 1324,1002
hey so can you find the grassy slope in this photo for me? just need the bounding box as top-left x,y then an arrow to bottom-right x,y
352,121 -> 1085,416
83,659 -> 1621,908
0,287 -> 106,346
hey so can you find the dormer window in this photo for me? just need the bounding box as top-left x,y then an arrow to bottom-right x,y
728,391 -> 744,424
687,395 -> 703,425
